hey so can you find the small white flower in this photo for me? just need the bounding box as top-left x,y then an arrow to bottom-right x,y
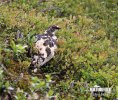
8,86 -> 14,90
33,93 -> 39,99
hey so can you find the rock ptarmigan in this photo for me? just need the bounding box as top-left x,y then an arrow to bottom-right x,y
29,25 -> 61,72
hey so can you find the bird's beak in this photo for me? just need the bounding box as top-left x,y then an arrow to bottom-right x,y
56,26 -> 61,30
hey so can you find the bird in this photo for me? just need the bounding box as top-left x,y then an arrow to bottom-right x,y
29,25 -> 61,73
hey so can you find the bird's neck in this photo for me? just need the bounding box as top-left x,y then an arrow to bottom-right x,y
44,31 -> 57,40
44,30 -> 56,37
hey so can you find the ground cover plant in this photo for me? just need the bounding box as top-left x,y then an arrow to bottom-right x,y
0,0 -> 118,99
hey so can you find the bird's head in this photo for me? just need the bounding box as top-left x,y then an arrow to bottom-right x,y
51,25 -> 61,30
45,25 -> 61,34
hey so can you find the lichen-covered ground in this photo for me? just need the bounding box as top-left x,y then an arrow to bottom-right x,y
0,0 -> 118,99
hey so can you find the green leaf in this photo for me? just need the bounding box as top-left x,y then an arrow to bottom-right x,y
48,90 -> 54,96
45,75 -> 51,82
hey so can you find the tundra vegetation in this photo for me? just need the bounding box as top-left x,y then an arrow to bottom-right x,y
0,0 -> 118,99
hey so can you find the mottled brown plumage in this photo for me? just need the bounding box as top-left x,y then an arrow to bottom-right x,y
29,25 -> 61,72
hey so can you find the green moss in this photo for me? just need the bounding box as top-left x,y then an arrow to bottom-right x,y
17,75 -> 31,91
0,0 -> 117,99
